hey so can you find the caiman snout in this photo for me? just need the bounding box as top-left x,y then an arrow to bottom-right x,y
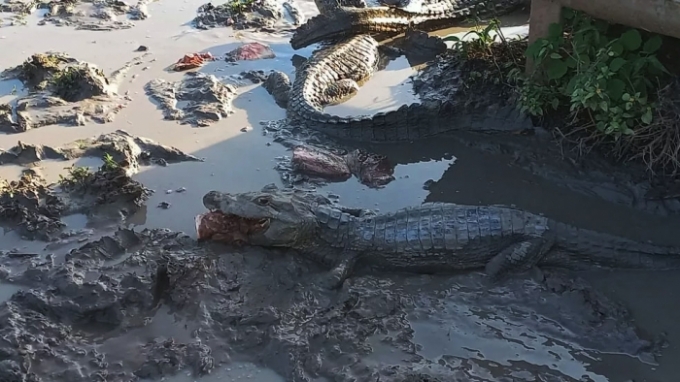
202,191 -> 236,211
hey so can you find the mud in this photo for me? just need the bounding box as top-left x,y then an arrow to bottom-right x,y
0,227 -> 665,382
0,53 -> 142,133
0,162 -> 152,241
0,129 -> 202,170
193,0 -> 302,31
263,70 -> 291,108
144,72 -> 237,127
0,0 -> 156,29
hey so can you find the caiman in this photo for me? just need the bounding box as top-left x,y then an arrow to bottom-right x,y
280,0 -> 526,142
202,185 -> 680,289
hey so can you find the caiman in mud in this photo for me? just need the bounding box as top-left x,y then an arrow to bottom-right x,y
202,185 -> 680,288
282,0 -> 525,141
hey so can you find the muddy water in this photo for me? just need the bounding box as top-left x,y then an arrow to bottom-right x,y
1,1 -> 679,381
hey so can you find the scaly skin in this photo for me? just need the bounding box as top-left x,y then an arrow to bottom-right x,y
287,34 -> 525,142
291,0 -> 521,50
281,0 -> 525,141
202,186 -> 680,288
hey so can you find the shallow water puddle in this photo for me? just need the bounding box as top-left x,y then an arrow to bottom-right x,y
144,362 -> 287,382
410,317 -> 607,381
0,77 -> 26,104
0,282 -> 22,303
324,56 -> 421,118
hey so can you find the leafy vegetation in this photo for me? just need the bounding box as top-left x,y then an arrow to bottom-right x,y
58,153 -> 121,188
226,0 -> 256,14
445,10 -> 679,173
519,10 -> 668,137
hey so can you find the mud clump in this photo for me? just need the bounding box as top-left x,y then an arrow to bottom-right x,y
1,0 -> 156,30
0,53 -> 132,133
263,70 -> 291,108
0,130 -> 202,240
0,161 -> 151,241
0,129 -> 203,170
193,0 -> 302,30
145,72 -> 237,127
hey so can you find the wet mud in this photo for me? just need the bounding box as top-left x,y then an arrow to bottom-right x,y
193,0 -> 303,31
0,53 -> 143,133
0,227 -> 666,382
145,72 -> 237,127
0,130 -> 201,169
0,130 -> 199,241
0,0 -> 156,30
1,2 -> 679,382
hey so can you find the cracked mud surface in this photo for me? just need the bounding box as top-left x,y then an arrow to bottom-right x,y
0,53 -> 142,133
145,72 -> 237,127
0,228 -> 664,382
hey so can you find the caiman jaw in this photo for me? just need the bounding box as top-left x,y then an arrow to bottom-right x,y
257,218 -> 271,230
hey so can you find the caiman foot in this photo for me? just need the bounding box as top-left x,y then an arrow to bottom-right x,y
313,253 -> 357,290
485,234 -> 556,281
324,79 -> 361,106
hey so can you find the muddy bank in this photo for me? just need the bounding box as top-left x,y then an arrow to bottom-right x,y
0,130 -> 200,241
0,53 -> 144,133
0,227 -> 666,381
192,0 -> 303,31
0,0 -> 156,30
145,72 -> 237,127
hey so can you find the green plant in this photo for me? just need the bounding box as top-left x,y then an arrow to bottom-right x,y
58,165 -> 91,188
522,10 -> 668,137
444,18 -> 503,56
226,0 -> 255,14
102,153 -> 119,171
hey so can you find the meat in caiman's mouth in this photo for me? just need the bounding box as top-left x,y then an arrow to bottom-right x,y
196,210 -> 270,243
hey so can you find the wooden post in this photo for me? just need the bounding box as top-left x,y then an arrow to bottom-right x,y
525,0 -> 563,75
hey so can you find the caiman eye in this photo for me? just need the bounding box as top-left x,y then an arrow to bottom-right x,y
255,196 -> 271,205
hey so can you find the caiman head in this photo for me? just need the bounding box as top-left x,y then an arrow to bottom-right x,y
201,184 -> 324,248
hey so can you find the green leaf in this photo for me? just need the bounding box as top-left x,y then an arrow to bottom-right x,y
443,35 -> 461,42
607,79 -> 626,100
641,109 -> 653,124
599,101 -> 609,112
643,35 -> 663,54
609,41 -> 624,56
548,23 -> 563,40
620,29 -> 642,51
549,52 -> 562,59
545,58 -> 568,80
565,56 -> 577,68
525,41 -> 542,59
622,93 -> 631,101
609,57 -> 626,72
550,98 -> 559,110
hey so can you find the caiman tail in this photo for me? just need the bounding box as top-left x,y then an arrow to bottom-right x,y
288,35 -> 527,142
549,220 -> 680,270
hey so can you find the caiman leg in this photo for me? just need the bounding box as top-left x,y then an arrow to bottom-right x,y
317,250 -> 360,289
318,235 -> 557,290
485,234 -> 557,281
